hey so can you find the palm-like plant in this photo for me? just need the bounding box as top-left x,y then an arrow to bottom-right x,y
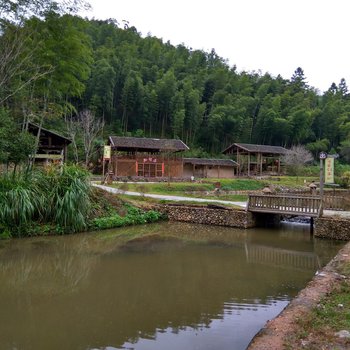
0,165 -> 91,236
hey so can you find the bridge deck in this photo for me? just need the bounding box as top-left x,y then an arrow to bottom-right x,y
248,194 -> 322,217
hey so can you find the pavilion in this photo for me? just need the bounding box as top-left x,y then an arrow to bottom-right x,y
222,143 -> 287,176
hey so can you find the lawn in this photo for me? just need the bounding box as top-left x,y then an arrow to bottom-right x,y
109,176 -> 318,199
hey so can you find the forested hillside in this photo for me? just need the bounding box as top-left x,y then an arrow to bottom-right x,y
2,1 -> 350,164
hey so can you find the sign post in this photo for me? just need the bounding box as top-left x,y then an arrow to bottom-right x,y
319,152 -> 327,198
102,145 -> 111,182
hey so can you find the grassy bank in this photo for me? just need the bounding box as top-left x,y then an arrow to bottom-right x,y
115,194 -> 245,209
284,258 -> 350,350
111,178 -> 265,195
287,281 -> 350,349
107,176 -> 319,204
0,166 -> 164,239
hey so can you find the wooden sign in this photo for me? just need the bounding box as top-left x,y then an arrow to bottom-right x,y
103,145 -> 111,160
325,157 -> 334,184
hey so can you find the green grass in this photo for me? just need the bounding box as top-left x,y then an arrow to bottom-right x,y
112,179 -> 265,194
0,166 -> 165,238
113,182 -> 215,193
286,277 -> 350,350
89,203 -> 165,230
312,283 -> 350,329
110,177 -> 321,197
0,165 -> 92,236
116,194 -> 245,209
267,176 -> 318,187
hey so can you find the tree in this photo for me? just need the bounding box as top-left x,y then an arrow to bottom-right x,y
0,108 -> 35,171
67,109 -> 104,167
290,67 -> 308,91
282,145 -> 314,175
339,140 -> 350,163
338,78 -> 348,97
0,0 -> 90,105
120,71 -> 143,133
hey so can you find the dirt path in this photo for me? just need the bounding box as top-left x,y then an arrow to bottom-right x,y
247,241 -> 350,350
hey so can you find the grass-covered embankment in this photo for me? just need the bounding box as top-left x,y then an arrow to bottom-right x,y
284,255 -> 350,350
0,166 -> 164,239
108,176 -> 319,204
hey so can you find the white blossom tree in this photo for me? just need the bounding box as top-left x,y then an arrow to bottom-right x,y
67,109 -> 104,167
282,145 -> 314,176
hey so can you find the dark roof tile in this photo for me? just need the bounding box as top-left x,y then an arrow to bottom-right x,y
109,136 -> 189,152
223,143 -> 287,155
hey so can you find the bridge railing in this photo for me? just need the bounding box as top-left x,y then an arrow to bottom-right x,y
248,194 -> 322,217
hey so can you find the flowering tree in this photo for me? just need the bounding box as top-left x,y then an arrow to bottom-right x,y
282,145 -> 314,175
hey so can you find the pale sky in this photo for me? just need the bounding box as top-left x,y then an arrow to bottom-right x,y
82,0 -> 350,93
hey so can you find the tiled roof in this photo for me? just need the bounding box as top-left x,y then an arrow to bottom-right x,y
223,143 -> 287,155
109,136 -> 189,152
28,122 -> 71,143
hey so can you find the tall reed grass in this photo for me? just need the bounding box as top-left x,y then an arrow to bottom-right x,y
0,165 -> 91,236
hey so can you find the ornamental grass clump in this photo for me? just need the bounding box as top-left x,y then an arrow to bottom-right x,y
0,173 -> 40,229
32,165 -> 91,233
0,165 -> 91,236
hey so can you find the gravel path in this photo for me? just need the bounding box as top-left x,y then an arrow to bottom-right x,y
93,184 -> 247,208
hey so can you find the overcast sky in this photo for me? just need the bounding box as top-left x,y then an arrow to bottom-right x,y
82,0 -> 350,93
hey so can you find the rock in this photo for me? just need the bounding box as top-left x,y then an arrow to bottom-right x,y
301,339 -> 311,347
335,330 -> 350,338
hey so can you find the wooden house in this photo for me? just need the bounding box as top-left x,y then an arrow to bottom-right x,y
28,123 -> 71,165
183,158 -> 238,179
108,136 -> 189,179
222,143 -> 287,176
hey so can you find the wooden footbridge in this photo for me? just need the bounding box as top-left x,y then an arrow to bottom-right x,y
248,194 -> 323,217
244,244 -> 321,271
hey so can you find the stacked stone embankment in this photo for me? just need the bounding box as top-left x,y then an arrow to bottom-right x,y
157,204 -> 256,228
315,217 -> 350,240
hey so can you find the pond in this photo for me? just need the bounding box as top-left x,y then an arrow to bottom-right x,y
0,222 -> 343,350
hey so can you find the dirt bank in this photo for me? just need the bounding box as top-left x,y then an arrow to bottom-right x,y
247,241 -> 350,350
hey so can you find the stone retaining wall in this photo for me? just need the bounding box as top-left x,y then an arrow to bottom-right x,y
315,217 -> 350,240
156,204 -> 256,228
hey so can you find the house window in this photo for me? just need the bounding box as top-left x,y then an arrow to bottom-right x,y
137,163 -> 163,177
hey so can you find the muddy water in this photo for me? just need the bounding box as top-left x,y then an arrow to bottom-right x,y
0,222 -> 343,350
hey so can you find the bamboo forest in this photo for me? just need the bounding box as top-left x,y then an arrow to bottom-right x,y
1,0 -> 350,165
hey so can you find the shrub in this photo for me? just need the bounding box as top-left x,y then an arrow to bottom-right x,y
89,204 -> 164,230
340,171 -> 350,188
0,165 -> 91,236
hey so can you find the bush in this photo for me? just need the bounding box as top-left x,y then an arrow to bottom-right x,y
89,204 -> 164,230
340,171 -> 350,188
0,165 -> 91,236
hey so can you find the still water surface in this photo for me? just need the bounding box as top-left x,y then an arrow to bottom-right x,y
0,222 -> 343,350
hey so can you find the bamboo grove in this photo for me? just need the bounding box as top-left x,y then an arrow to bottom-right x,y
2,1 -> 350,162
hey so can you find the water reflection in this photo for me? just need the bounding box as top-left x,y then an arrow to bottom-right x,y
0,222 -> 343,350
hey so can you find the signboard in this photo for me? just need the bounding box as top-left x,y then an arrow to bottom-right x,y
103,145 -> 111,160
325,157 -> 334,184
